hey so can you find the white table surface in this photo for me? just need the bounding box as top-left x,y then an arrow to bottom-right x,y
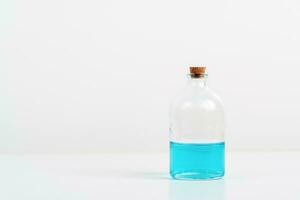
0,152 -> 299,200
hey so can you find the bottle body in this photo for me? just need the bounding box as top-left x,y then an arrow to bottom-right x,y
169,71 -> 225,180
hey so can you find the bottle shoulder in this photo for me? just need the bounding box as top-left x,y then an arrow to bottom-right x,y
171,87 -> 224,111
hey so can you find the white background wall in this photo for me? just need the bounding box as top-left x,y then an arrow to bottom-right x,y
1,0 -> 300,153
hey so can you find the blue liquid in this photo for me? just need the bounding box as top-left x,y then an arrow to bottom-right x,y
170,141 -> 225,180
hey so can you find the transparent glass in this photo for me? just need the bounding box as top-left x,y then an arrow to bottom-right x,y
169,74 -> 225,180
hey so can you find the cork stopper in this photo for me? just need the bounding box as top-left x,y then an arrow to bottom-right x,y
189,66 -> 206,78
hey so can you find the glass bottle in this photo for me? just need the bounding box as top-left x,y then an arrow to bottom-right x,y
169,66 -> 225,180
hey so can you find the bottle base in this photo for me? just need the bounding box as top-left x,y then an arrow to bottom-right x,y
170,171 -> 224,180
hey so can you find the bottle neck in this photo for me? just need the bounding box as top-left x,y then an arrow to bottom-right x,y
186,75 -> 207,88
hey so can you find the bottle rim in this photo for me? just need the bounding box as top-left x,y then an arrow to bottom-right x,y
187,73 -> 208,78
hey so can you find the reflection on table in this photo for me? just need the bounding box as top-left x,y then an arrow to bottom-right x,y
169,179 -> 225,200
